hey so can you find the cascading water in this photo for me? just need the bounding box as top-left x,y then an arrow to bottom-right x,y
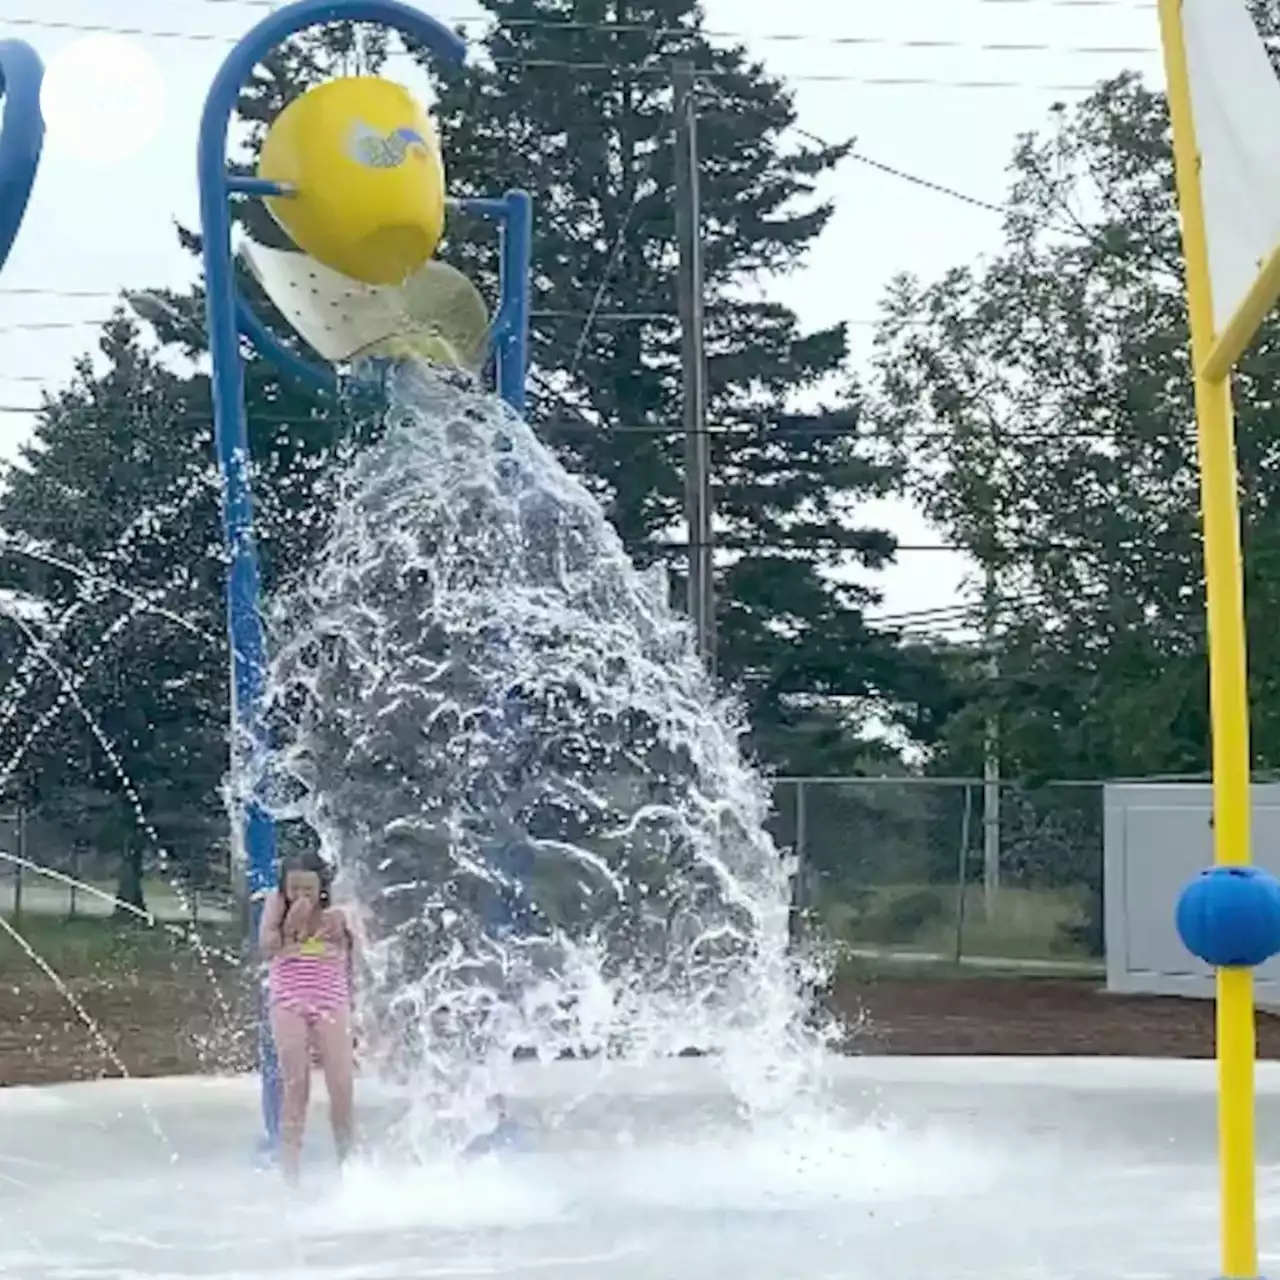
260,359 -> 830,1147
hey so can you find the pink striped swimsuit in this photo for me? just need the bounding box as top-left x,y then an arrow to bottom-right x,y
268,933 -> 350,1017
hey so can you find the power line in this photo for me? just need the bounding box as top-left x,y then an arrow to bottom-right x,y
493,35 -> 1155,62
0,293 -> 910,321
977,0 -> 1152,7
670,537 -> 1220,556
846,150 -> 1009,220
0,131 -> 1040,326
565,23 -> 673,382
784,117 -> 1157,256
0,400 -> 1195,447
0,500 -> 985,560
876,589 -> 1066,634
186,0 -> 1159,47
869,601 -> 982,629
0,320 -> 113,334
486,29 -> 1155,59
2,14 -> 1128,89
192,0 -> 1157,12
0,288 -> 123,300
0,309 -> 969,335
380,11 -> 1164,58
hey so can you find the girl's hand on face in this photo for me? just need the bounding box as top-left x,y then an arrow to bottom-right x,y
284,894 -> 315,940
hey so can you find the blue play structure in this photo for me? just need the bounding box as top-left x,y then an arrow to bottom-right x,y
0,39 -> 44,274
197,0 -> 531,1150
0,2 -> 530,1154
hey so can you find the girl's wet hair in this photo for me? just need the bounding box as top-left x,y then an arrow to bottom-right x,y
277,849 -> 333,907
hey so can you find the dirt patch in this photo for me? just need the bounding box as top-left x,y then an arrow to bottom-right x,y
0,963 -> 253,1087
832,975 -> 1280,1058
4,966 -> 1280,1086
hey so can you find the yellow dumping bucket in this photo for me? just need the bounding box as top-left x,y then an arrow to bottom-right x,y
258,75 -> 446,286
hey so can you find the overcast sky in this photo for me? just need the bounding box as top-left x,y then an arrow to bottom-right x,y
1,0 -> 1165,628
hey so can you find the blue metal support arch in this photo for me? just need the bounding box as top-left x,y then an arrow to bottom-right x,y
196,0 -> 531,1151
0,40 -> 45,275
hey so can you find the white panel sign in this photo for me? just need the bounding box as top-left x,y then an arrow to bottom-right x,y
1183,0 -> 1280,335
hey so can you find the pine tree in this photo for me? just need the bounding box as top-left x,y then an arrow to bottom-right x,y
0,4 -> 926,903
413,0 -> 909,769
0,30 -> 396,900
0,319 -> 229,903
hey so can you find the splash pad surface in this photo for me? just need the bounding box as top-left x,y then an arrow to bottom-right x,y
1,1056 -> 1269,1280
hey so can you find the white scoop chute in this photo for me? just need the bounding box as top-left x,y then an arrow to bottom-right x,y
239,239 -> 491,372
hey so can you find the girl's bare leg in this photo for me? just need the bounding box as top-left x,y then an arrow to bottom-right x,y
271,1006 -> 312,1184
313,1005 -> 355,1164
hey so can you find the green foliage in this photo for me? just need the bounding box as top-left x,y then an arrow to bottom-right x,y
872,69 -> 1280,781
1,24 -> 406,887
865,887 -> 948,944
0,26 -> 411,895
0,310 -> 351,897
0,8 -> 931,901
420,0 -> 915,770
0,321 -> 229,890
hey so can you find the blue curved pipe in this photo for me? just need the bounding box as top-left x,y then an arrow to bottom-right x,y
197,0 -> 531,1151
234,294 -> 337,398
0,40 -> 44,275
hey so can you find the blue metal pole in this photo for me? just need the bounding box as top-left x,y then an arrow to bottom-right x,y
235,296 -> 337,398
197,101 -> 283,1153
447,196 -> 509,220
226,175 -> 295,199
0,40 -> 44,275
488,190 -> 533,934
195,0 -> 467,1150
496,190 -> 532,414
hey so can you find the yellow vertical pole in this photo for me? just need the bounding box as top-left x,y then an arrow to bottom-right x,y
1157,2 -> 1258,1276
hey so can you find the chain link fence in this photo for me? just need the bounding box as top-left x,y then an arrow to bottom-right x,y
771,778 -> 1105,970
0,809 -> 236,927
0,778 -> 1105,968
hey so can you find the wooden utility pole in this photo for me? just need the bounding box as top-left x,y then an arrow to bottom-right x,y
982,562 -> 1001,919
672,59 -> 715,672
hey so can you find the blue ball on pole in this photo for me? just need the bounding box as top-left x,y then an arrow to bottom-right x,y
1175,864 -> 1280,968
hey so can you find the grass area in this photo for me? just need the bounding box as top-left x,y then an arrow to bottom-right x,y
79,877 -> 233,905
813,881 -> 1097,964
832,949 -> 1102,985
0,911 -> 243,982
0,872 -> 234,921
0,913 -> 255,1084
2,882 -> 1097,992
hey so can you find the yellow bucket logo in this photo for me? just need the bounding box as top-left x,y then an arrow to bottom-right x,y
258,75 -> 447,284
346,122 -> 431,170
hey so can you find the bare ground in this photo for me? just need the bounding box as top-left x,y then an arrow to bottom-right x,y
0,966 -> 256,1086
832,973 -> 1280,1057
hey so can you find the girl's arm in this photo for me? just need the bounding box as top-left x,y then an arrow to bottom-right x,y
323,902 -> 364,955
343,903 -> 366,959
258,891 -> 287,957
334,904 -> 364,994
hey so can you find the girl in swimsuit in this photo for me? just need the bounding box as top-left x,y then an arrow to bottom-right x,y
259,851 -> 357,1183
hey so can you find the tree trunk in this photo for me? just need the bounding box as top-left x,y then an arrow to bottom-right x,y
115,838 -> 146,917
